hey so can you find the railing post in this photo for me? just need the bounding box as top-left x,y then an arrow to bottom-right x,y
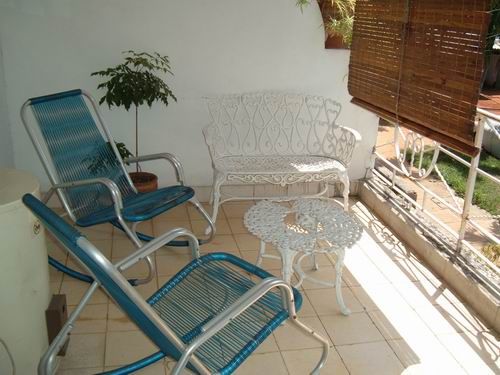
456,115 -> 486,252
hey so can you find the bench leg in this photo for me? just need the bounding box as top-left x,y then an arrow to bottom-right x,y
341,174 -> 350,212
205,174 -> 225,235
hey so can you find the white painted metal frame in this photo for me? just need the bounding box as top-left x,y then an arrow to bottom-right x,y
244,199 -> 364,316
203,92 -> 361,226
371,110 -> 500,295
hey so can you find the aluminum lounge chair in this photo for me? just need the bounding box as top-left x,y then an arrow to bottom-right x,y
23,194 -> 329,375
21,89 -> 215,285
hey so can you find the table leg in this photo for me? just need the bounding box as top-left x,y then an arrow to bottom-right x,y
281,249 -> 297,285
256,240 -> 266,267
335,249 -> 350,316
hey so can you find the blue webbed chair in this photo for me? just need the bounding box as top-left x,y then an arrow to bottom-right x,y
23,194 -> 329,375
21,89 -> 215,285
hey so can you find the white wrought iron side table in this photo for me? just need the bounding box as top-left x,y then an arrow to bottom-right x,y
244,199 -> 363,315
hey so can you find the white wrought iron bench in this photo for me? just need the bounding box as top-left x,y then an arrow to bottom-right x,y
203,92 -> 361,224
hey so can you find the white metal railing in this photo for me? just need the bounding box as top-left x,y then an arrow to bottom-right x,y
370,110 -> 500,293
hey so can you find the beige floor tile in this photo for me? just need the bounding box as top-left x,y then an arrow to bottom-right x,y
397,279 -> 464,309
234,233 -> 260,251
79,223 -> 113,240
60,280 -> 108,305
240,250 -> 283,270
394,256 -> 442,283
337,341 -> 404,375
155,253 -> 194,276
292,293 -> 317,317
200,234 -> 239,253
47,238 -> 69,262
306,287 -> 364,316
367,307 -> 432,341
105,331 -> 156,367
187,202 -> 217,220
59,333 -> 106,369
254,334 -> 280,354
155,205 -> 189,221
299,266 -> 337,290
191,218 -> 231,235
68,304 -> 108,334
106,361 -> 167,374
350,283 -> 409,312
57,367 -> 104,374
282,347 -> 349,375
222,203 -> 254,219
227,217 -> 250,234
388,337 -> 467,374
111,238 -> 138,259
107,303 -> 137,332
232,351 -> 288,375
153,220 -> 191,237
415,303 -> 490,335
320,311 -> 384,345
274,316 -> 331,351
437,332 -> 499,375
344,248 -> 392,286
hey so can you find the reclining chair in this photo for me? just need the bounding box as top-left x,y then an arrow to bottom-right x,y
23,194 -> 329,375
21,89 -> 215,285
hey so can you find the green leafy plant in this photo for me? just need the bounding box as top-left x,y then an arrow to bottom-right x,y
91,50 -> 177,171
297,0 -> 356,46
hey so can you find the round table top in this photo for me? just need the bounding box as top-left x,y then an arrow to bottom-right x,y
244,199 -> 363,253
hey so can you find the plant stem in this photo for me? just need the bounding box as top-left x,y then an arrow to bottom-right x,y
135,105 -> 139,172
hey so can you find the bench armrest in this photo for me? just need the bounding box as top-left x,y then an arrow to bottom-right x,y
324,125 -> 362,166
125,153 -> 185,185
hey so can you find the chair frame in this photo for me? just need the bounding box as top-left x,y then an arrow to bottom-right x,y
21,89 -> 215,285
22,195 -> 329,375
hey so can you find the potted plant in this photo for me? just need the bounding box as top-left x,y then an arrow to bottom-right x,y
91,50 -> 177,192
297,0 -> 355,49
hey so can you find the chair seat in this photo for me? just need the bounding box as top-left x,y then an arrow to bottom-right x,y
148,253 -> 302,375
214,155 -> 346,175
76,185 -> 194,227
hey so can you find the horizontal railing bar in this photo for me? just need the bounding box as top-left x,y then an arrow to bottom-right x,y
477,107 -> 500,122
369,171 -> 500,277
438,147 -> 500,185
374,152 -> 464,216
467,219 -> 500,245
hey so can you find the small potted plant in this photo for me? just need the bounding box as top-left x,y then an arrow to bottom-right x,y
91,50 -> 177,192
297,0 -> 355,49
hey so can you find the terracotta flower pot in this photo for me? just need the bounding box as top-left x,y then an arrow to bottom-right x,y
129,171 -> 158,193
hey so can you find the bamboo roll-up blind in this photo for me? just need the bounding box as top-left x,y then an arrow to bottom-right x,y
348,0 -> 491,156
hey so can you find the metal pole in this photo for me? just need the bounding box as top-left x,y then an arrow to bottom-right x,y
456,115 -> 486,252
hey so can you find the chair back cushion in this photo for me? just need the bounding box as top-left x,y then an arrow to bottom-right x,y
28,89 -> 135,220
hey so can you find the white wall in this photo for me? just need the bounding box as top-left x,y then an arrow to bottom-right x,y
0,37 -> 13,168
0,0 -> 377,190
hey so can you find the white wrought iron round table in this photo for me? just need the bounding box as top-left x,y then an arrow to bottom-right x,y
244,199 -> 363,315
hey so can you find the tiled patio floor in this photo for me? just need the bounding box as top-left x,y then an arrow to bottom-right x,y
47,198 -> 499,374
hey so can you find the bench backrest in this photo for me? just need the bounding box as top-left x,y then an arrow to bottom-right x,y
203,92 -> 342,158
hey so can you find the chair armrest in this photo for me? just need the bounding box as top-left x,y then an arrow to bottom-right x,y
115,228 -> 200,272
53,178 -> 124,217
171,278 -> 296,375
125,153 -> 185,185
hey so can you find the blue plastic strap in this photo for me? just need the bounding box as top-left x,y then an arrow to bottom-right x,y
29,89 -> 83,105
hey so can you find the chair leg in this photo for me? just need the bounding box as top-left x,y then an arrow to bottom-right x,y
189,197 -> 216,245
119,219 -> 156,285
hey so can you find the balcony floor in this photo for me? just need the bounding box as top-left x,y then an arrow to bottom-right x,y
48,198 -> 499,374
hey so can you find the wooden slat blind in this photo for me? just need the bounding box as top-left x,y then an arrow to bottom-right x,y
348,0 -> 491,156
